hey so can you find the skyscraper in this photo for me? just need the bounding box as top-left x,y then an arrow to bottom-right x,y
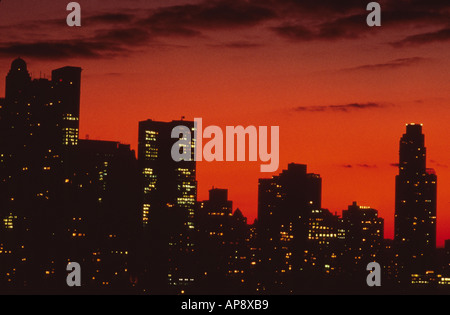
196,188 -> 251,294
0,59 -> 82,289
51,66 -> 82,147
257,163 -> 322,293
394,123 -> 437,276
137,119 -> 197,293
341,202 -> 384,275
68,139 -> 140,290
305,208 -> 343,280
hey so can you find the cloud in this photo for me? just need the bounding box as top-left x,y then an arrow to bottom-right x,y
0,40 -> 117,60
430,160 -> 448,168
209,40 -> 264,49
258,0 -> 367,16
83,13 -> 137,25
271,24 -> 316,41
1,0 -> 450,61
272,13 -> 368,42
0,26 -> 152,60
340,163 -> 377,169
294,102 -> 384,113
341,57 -> 427,72
357,163 -> 377,168
391,28 -> 450,47
140,0 -> 277,36
0,0 -> 277,61
93,27 -> 152,45
270,0 -> 450,43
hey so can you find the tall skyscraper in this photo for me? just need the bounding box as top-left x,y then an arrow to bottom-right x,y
68,139 -> 140,290
0,59 -> 82,289
51,66 -> 82,147
394,123 -> 437,276
137,119 -> 197,293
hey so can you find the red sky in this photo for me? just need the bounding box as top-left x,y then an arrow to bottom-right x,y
0,0 -> 449,246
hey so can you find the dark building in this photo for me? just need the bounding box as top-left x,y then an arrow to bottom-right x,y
196,188 -> 251,294
440,240 -> 450,279
67,139 -> 140,290
394,124 -> 437,278
340,202 -> 384,278
305,208 -> 343,280
257,163 -> 322,293
0,58 -> 82,290
137,119 -> 197,294
0,59 -> 140,293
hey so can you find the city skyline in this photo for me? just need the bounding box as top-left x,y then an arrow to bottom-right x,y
1,58 -> 447,246
0,57 -> 449,294
1,0 -> 449,247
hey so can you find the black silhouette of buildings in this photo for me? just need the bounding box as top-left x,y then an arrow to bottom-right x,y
394,123 -> 437,279
1,59 -> 450,294
256,163 -> 322,293
0,59 -> 139,292
340,202 -> 384,280
68,139 -> 140,288
0,58 -> 82,290
305,208 -> 343,278
196,188 -> 252,294
137,119 -> 197,294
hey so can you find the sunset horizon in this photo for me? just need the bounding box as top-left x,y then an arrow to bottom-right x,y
1,0 -> 450,297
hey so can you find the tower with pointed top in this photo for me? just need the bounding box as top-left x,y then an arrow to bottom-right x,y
394,123 -> 437,275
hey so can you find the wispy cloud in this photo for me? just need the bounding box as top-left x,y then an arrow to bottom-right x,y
340,163 -> 377,169
391,27 -> 450,47
430,160 -> 448,168
294,102 -> 384,113
341,57 -> 427,72
1,0 -> 450,60
208,40 -> 264,49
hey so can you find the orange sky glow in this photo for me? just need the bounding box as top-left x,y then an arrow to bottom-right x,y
0,0 -> 449,246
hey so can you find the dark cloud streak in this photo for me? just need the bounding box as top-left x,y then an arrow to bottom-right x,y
294,102 -> 384,113
341,57 -> 427,72
391,28 -> 450,47
1,0 -> 450,60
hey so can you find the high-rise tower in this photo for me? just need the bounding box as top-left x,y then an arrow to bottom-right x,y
394,123 -> 437,275
257,163 -> 322,293
137,119 -> 197,293
0,59 -> 82,288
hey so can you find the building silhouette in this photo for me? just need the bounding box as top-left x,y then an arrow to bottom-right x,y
340,202 -> 384,280
257,163 -> 322,293
68,139 -> 140,289
196,188 -> 252,294
0,58 -> 82,290
394,123 -> 437,279
0,59 -> 139,293
304,208 -> 344,285
137,119 -> 197,294
1,59 -> 450,294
